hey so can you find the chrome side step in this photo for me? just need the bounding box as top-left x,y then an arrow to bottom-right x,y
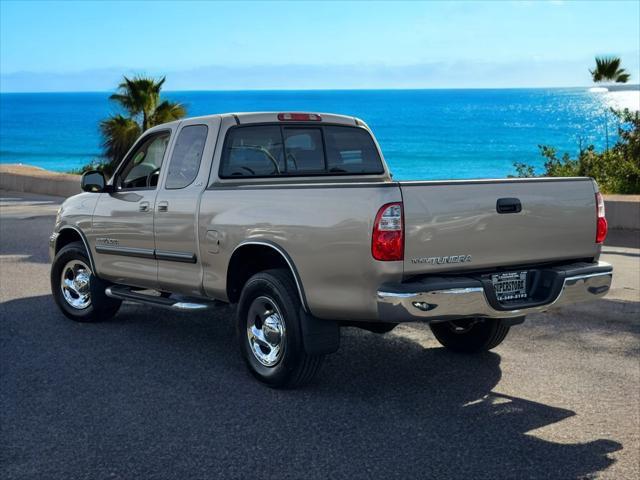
105,286 -> 221,311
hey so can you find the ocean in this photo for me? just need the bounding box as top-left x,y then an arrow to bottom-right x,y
0,88 -> 637,180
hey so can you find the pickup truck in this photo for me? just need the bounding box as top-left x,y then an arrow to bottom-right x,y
50,112 -> 613,387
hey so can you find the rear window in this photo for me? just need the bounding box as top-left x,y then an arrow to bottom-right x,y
220,124 -> 384,178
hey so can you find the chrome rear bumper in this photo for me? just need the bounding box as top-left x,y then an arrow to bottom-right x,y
377,261 -> 613,323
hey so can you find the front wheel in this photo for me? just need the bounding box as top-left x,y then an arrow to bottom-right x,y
237,269 -> 324,388
430,318 -> 509,353
51,241 -> 121,322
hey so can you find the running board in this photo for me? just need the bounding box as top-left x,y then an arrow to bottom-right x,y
105,286 -> 221,311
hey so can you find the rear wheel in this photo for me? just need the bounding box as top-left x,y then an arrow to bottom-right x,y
237,269 -> 324,388
430,318 -> 509,353
51,241 -> 121,322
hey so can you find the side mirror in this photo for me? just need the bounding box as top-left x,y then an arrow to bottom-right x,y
81,170 -> 107,193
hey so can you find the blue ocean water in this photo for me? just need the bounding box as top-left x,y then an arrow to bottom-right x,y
0,89 -> 626,180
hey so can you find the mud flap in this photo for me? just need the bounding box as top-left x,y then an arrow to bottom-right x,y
501,316 -> 526,327
299,308 -> 340,355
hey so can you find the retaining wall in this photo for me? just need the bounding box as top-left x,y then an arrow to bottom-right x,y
1,165 -> 638,230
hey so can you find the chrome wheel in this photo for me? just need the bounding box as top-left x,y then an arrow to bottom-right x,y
246,296 -> 286,367
60,259 -> 91,310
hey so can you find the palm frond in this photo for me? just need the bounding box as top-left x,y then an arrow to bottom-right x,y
149,100 -> 187,125
99,114 -> 141,165
591,56 -> 630,83
615,72 -> 631,83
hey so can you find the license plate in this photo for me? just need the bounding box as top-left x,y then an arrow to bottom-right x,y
492,271 -> 528,301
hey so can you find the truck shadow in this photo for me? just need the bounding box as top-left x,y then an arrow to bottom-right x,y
314,328 -> 621,479
2,294 -> 626,479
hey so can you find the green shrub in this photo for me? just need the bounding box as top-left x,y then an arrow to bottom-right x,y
68,159 -> 115,179
512,109 -> 640,194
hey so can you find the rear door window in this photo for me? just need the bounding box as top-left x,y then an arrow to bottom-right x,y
165,125 -> 208,189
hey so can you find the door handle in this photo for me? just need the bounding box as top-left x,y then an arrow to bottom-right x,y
157,201 -> 169,213
139,201 -> 150,212
496,198 -> 522,214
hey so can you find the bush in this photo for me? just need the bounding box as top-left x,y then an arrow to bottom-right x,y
512,109 -> 640,194
68,159 -> 115,179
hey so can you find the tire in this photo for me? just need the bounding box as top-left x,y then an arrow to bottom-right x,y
51,241 -> 121,322
430,318 -> 510,353
237,269 -> 324,388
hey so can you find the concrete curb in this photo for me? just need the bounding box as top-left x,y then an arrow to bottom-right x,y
1,164 -> 638,230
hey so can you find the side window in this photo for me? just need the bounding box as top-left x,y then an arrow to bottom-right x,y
220,126 -> 284,177
165,125 -> 208,189
283,128 -> 325,173
118,132 -> 170,190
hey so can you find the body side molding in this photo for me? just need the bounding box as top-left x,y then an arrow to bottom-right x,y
95,245 -> 197,263
95,245 -> 155,259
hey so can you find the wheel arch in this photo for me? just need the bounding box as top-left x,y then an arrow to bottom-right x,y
55,226 -> 96,272
226,241 -> 309,312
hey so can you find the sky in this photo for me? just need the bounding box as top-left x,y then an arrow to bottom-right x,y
1,0 -> 639,92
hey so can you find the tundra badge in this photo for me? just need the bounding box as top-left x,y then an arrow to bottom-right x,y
411,255 -> 472,265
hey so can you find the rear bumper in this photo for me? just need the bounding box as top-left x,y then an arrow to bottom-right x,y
377,261 -> 613,323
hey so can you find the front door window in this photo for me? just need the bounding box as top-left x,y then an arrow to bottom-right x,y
117,132 -> 170,190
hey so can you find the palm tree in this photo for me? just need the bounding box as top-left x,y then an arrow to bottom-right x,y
100,76 -> 186,165
590,56 -> 631,84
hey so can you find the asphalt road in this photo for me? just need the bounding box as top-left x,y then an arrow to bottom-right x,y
1,191 -> 639,480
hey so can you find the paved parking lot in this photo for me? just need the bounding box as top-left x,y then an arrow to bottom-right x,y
1,191 -> 639,479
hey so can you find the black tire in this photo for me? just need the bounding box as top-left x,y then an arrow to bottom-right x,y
51,241 -> 121,322
237,269 -> 324,388
430,318 -> 509,353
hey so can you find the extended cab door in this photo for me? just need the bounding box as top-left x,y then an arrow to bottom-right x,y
90,129 -> 173,288
154,117 -> 220,296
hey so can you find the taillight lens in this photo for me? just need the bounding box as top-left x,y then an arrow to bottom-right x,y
372,202 -> 404,261
595,192 -> 608,244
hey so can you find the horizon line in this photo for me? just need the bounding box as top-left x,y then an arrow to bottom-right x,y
3,84 -> 640,95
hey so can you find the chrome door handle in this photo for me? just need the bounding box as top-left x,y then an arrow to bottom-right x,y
157,201 -> 169,212
139,201 -> 150,212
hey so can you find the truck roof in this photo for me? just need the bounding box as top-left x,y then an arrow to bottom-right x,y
156,112 -> 365,129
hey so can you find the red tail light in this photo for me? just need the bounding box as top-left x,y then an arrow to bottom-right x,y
595,192 -> 608,244
277,112 -> 322,121
372,202 -> 404,261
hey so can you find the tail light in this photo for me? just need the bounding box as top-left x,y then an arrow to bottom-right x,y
277,113 -> 322,121
595,192 -> 608,244
372,202 -> 404,261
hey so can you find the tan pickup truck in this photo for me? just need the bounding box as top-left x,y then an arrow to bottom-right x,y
50,112 -> 613,387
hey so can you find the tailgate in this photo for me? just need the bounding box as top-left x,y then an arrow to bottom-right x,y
400,178 -> 599,275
